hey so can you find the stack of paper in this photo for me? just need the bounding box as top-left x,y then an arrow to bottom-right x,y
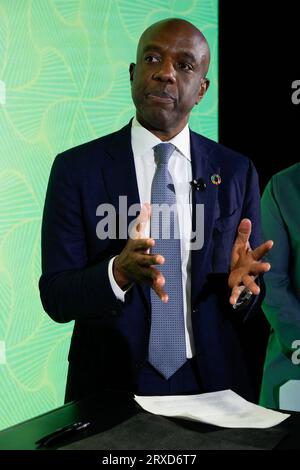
135,389 -> 290,428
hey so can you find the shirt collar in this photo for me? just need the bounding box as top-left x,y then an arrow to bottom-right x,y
131,117 -> 191,162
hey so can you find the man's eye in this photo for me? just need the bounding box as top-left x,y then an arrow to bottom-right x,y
179,63 -> 193,71
144,55 -> 160,63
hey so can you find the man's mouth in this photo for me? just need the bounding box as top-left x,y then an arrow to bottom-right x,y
146,91 -> 175,103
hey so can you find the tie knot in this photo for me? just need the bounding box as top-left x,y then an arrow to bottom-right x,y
153,143 -> 176,165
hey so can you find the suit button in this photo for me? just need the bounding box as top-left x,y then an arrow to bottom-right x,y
111,309 -> 118,316
192,308 -> 198,314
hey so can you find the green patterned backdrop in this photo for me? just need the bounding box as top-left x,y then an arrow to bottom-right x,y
0,0 -> 218,430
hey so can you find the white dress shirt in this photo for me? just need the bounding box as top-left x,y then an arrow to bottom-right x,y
108,118 -> 195,357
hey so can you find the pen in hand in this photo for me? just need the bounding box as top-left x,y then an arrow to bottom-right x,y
35,421 -> 91,448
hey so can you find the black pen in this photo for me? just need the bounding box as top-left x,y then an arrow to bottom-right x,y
35,421 -> 91,448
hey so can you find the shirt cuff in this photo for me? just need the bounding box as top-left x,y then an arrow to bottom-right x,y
108,256 -> 132,302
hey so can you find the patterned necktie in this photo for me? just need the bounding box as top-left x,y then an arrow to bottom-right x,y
148,143 -> 186,379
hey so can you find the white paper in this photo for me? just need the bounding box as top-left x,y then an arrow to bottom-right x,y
135,389 -> 290,428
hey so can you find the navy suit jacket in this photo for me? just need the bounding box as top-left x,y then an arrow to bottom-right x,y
39,122 -> 262,402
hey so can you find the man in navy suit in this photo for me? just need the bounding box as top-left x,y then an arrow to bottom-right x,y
39,18 -> 273,403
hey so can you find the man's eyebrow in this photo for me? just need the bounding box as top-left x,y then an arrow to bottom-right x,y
141,45 -> 197,63
141,44 -> 163,54
179,51 -> 197,63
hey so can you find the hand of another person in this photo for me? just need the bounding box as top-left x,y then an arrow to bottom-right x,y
228,218 -> 273,305
113,203 -> 168,302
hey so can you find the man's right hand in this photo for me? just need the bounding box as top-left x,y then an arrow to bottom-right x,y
113,204 -> 168,302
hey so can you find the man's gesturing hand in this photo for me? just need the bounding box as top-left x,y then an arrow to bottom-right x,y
228,218 -> 273,306
113,204 -> 168,302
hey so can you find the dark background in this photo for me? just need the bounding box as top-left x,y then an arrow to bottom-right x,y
219,1 -> 300,400
219,1 -> 299,190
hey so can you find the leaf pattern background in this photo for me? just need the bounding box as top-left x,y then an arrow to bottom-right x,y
0,0 -> 218,430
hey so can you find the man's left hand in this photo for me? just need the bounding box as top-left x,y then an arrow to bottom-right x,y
228,218 -> 273,306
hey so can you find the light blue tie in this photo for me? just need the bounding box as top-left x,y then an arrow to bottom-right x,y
148,143 -> 186,379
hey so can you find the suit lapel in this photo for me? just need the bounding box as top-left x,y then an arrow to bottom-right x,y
190,130 -> 220,307
102,122 -> 140,214
101,122 -> 151,313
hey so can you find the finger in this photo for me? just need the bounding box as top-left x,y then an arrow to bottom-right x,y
142,268 -> 168,302
229,262 -> 270,290
228,267 -> 244,289
240,274 -> 260,295
236,218 -> 252,245
229,285 -> 244,305
248,261 -> 271,276
130,203 -> 151,240
137,253 -> 165,267
153,276 -> 168,303
131,238 -> 155,251
230,219 -> 252,269
135,203 -> 151,238
135,265 -> 163,284
252,240 -> 274,261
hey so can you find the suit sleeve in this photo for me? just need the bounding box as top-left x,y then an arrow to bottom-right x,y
39,153 -> 122,323
261,177 -> 300,356
241,159 -> 262,248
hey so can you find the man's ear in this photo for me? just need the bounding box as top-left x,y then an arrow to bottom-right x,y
195,78 -> 210,105
129,63 -> 135,83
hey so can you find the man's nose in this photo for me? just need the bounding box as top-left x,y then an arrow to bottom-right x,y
153,60 -> 176,83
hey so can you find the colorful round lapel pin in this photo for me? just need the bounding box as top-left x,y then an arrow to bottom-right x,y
211,174 -> 222,185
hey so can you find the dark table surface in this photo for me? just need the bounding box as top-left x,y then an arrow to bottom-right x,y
0,390 -> 299,452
